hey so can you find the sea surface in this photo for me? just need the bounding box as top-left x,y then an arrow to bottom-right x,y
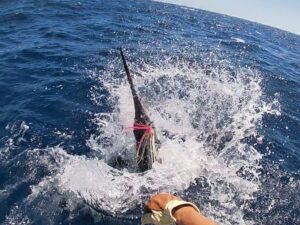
0,0 -> 299,224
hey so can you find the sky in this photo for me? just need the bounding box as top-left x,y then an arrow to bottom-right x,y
157,0 -> 300,35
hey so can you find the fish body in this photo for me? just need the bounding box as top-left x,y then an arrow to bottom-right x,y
120,48 -> 160,172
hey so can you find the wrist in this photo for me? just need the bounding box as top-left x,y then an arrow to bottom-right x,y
172,205 -> 196,224
173,205 -> 217,225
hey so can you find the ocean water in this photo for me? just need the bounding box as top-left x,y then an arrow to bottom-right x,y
0,0 -> 299,224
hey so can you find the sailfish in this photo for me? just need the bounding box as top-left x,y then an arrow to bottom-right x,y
120,48 -> 160,172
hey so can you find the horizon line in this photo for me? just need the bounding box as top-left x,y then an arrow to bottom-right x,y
153,0 -> 300,36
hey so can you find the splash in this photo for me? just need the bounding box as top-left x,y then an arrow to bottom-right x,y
31,52 -> 278,224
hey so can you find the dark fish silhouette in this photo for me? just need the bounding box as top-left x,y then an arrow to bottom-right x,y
120,48 -> 160,172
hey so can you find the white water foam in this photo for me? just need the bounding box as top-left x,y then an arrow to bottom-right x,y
231,37 -> 246,44
29,53 -> 279,224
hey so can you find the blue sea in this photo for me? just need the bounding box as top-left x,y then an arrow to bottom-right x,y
0,0 -> 299,224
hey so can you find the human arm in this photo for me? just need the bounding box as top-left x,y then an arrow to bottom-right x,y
141,193 -> 217,225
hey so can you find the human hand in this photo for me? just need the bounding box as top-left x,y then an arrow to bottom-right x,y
141,193 -> 200,225
144,193 -> 182,213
